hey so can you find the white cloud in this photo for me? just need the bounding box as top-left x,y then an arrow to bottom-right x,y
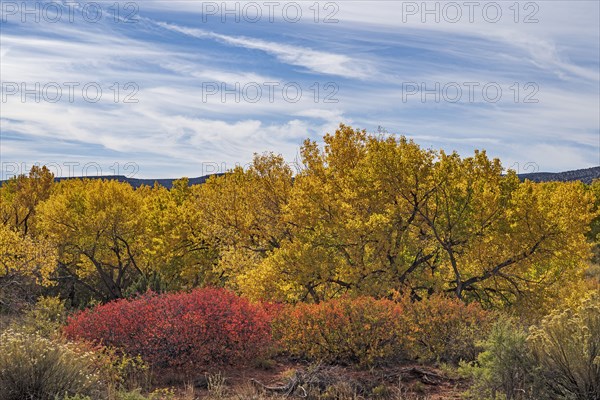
1,1 -> 598,178
156,22 -> 375,79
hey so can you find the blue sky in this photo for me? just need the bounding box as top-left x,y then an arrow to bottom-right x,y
0,0 -> 599,179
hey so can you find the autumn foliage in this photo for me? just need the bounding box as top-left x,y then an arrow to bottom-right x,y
2,126 -> 597,317
1,126 -> 598,400
273,294 -> 493,366
398,294 -> 494,363
64,288 -> 272,369
273,296 -> 406,366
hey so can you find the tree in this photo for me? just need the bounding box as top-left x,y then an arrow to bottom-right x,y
0,166 -> 54,236
588,179 -> 600,264
252,126 -> 439,302
232,125 -> 596,307
0,224 -> 55,284
139,179 -> 218,291
0,166 -> 57,310
419,150 -> 595,311
195,153 -> 293,295
13,125 -> 596,312
0,223 -> 56,310
36,179 -> 145,301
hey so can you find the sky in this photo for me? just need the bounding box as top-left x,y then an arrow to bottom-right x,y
0,0 -> 599,179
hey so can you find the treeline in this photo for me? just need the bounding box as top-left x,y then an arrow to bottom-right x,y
1,125 -> 599,316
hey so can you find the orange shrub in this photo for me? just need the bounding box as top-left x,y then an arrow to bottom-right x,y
274,294 -> 493,367
399,294 -> 494,363
272,296 -> 408,366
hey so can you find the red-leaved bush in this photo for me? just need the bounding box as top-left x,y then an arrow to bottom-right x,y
64,288 -> 272,369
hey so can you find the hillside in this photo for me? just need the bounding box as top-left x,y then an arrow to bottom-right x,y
52,174 -> 223,189
0,173 -> 221,189
517,166 -> 600,184
2,166 -> 599,188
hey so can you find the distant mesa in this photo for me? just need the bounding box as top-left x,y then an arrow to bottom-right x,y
516,166 -> 600,185
1,167 -> 599,188
51,174 -> 225,189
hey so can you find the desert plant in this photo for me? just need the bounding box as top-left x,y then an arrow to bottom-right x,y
94,345 -> 150,393
0,329 -> 105,400
21,295 -> 67,337
460,317 -> 545,399
61,395 -> 93,400
206,372 -> 228,398
114,389 -> 149,400
528,293 -> 600,400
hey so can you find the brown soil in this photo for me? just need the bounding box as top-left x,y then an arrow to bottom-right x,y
156,359 -> 468,399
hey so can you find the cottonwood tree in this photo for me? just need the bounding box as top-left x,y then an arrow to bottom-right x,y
195,153 -> 294,295
225,125 -> 596,308
420,150 -> 595,309
8,126 -> 596,312
0,166 -> 54,236
0,167 -> 57,309
0,223 -> 57,309
36,179 -> 146,300
139,178 -> 219,291
253,126 -> 440,302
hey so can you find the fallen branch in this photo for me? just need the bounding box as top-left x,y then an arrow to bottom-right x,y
250,370 -> 303,396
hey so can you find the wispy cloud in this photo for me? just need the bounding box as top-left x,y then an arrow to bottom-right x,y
156,22 -> 375,79
1,1 -> 598,179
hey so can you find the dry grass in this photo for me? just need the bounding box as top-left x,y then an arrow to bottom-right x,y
153,364 -> 463,400
168,385 -> 439,400
0,313 -> 21,332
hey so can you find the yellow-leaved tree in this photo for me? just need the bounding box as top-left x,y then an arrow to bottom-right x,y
139,178 -> 219,291
252,126 -> 440,302
0,166 -> 57,309
36,179 -> 145,300
0,166 -> 54,236
222,125 -> 596,311
9,126 -> 595,314
421,151 -> 595,313
0,223 -> 56,287
195,153 -> 293,295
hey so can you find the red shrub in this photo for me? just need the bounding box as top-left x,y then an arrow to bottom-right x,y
64,288 -> 272,369
259,301 -> 286,322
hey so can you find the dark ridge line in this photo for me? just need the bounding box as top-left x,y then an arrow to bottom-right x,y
1,167 -> 599,188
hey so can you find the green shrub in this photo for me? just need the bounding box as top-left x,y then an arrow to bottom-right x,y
114,389 -> 149,400
0,329 -> 106,400
463,295 -> 600,400
22,295 -> 66,337
460,318 -> 545,400
93,346 -> 150,393
529,293 -> 600,400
